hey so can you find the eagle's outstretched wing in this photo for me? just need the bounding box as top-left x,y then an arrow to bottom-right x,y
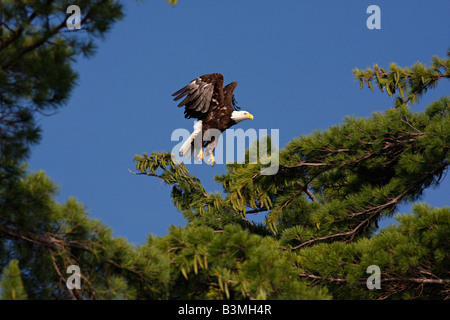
172,73 -> 224,119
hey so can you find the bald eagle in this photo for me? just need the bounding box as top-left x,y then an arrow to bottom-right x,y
172,73 -> 254,167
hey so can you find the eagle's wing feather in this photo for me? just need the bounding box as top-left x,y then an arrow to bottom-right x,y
172,73 -> 224,119
203,87 -> 214,113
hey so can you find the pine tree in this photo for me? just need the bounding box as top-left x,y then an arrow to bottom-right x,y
0,0 -> 135,300
0,0 -> 124,181
0,259 -> 28,300
0,0 -> 193,301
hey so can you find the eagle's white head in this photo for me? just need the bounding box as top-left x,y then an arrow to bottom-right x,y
231,110 -> 254,123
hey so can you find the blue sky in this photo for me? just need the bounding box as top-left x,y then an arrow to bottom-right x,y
29,0 -> 449,244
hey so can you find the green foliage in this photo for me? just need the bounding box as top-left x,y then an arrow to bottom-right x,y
353,53 -> 449,104
212,96 -> 449,243
154,224 -> 330,299
0,166 -> 175,299
0,1 -> 131,299
0,0 -> 124,181
3,164 -> 449,299
130,152 -> 269,234
0,259 -> 28,300
297,204 -> 450,299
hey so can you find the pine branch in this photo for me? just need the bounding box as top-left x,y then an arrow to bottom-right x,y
0,221 -> 151,299
127,167 -> 164,179
299,272 -> 450,285
353,53 -> 450,104
0,11 -> 37,51
245,207 -> 269,214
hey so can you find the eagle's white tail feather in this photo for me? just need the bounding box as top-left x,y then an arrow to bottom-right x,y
180,121 -> 202,157
179,137 -> 193,157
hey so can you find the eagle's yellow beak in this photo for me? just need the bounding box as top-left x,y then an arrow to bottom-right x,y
247,113 -> 254,120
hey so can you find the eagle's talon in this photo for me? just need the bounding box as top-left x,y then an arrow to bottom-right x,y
196,149 -> 204,160
206,154 -> 215,167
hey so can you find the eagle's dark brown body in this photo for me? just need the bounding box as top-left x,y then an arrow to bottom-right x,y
204,85 -> 236,129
